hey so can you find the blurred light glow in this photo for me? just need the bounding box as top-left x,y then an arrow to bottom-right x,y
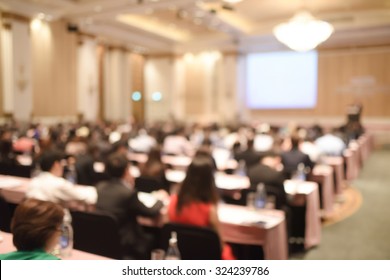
151,91 -> 162,102
132,91 -> 142,101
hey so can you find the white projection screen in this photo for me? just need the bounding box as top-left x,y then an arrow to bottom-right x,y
246,51 -> 318,109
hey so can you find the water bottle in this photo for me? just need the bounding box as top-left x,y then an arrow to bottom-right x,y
235,160 -> 247,176
59,209 -> 73,258
65,165 -> 77,184
165,231 -> 181,260
254,183 -> 267,209
31,165 -> 41,178
295,163 -> 306,181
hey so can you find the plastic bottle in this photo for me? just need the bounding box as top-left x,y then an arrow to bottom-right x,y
235,160 -> 247,176
59,209 -> 74,258
165,231 -> 181,260
295,163 -> 306,181
65,164 -> 77,184
254,183 -> 267,209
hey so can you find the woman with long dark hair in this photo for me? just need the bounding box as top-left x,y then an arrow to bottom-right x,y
167,155 -> 235,259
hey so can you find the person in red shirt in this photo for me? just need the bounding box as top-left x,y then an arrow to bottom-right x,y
168,155 -> 235,260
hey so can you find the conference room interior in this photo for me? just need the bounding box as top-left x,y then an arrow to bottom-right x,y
0,0 -> 390,260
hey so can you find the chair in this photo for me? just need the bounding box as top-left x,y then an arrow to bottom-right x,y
0,195 -> 13,233
134,176 -> 164,193
160,222 -> 222,260
70,210 -> 123,259
0,162 -> 33,178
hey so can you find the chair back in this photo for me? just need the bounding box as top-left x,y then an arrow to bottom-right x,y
71,210 -> 123,259
0,195 -> 13,232
160,222 -> 222,260
0,162 -> 32,178
135,176 -> 163,193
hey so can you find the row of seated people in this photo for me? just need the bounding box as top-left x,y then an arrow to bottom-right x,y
0,120 -> 358,258
0,150 -> 239,260
1,145 -> 313,259
1,117 -> 358,179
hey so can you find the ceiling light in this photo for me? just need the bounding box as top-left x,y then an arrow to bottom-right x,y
223,0 -> 242,3
273,11 -> 334,52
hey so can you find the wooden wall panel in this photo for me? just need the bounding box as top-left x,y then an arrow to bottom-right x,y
250,46 -> 390,120
130,53 -> 145,123
0,17 -> 3,117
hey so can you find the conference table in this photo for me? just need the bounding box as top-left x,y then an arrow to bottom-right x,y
284,180 -> 321,250
128,152 -> 238,171
0,175 -> 288,260
218,204 -> 288,260
92,163 -> 251,191
321,156 -> 345,195
137,178 -> 321,255
0,174 -> 321,258
0,231 -> 111,260
137,192 -> 288,260
308,164 -> 334,217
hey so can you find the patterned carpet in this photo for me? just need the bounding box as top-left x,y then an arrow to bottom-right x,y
322,186 -> 362,227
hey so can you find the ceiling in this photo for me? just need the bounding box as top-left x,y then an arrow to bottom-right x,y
1,0 -> 390,54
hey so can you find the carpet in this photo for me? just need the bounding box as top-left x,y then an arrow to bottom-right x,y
322,186 -> 362,227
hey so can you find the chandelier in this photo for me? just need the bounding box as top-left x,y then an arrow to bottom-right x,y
273,11 -> 334,52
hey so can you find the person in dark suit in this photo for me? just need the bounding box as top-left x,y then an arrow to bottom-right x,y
247,153 -> 287,210
281,135 -> 314,178
234,138 -> 265,173
75,144 -> 103,186
95,153 -> 163,260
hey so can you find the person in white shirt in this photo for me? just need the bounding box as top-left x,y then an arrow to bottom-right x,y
128,129 -> 157,153
314,128 -> 346,157
163,127 -> 194,156
26,150 -> 97,206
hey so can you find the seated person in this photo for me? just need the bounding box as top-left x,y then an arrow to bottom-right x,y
128,128 -> 157,153
138,146 -> 170,192
26,149 -> 97,207
0,199 -> 64,260
96,153 -> 164,260
248,153 -> 288,210
234,138 -> 265,172
163,127 -> 194,156
0,139 -> 18,165
167,155 -> 235,260
281,135 -> 314,178
315,128 -> 347,156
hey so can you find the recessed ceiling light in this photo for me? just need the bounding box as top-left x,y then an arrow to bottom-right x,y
223,0 -> 242,3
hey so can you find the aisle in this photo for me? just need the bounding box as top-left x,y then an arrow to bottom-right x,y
290,149 -> 390,259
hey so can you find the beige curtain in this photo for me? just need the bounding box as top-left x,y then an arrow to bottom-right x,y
31,20 -> 77,117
